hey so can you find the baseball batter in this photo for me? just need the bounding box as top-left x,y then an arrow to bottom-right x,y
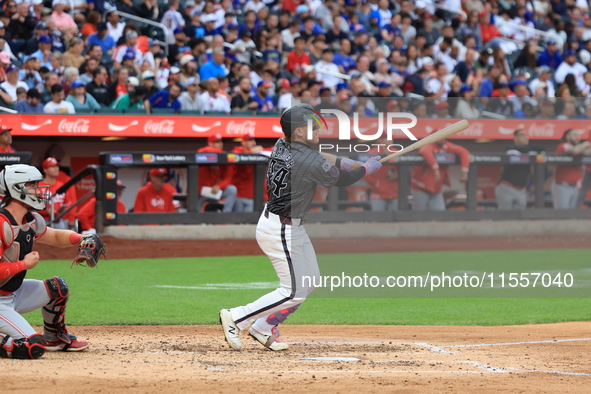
0,164 -> 92,359
219,103 -> 383,351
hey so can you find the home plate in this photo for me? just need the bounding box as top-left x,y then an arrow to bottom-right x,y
301,357 -> 360,361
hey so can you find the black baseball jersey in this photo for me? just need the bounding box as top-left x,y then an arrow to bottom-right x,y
266,138 -> 339,219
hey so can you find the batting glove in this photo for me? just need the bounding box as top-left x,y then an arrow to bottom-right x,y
339,157 -> 364,171
361,156 -> 382,175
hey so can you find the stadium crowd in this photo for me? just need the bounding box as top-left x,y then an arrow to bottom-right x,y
0,0 -> 590,117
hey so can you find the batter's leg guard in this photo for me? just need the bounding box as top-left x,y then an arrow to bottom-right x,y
0,334 -> 46,359
266,304 -> 301,326
42,277 -> 71,344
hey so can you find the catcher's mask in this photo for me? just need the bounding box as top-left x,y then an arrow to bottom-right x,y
280,103 -> 327,138
0,164 -> 50,210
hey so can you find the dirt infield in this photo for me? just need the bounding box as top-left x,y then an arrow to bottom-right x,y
10,235 -> 591,393
3,323 -> 590,393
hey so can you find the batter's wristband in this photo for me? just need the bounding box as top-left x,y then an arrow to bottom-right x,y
69,233 -> 83,245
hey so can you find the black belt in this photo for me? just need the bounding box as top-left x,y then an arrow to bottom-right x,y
264,208 -> 303,225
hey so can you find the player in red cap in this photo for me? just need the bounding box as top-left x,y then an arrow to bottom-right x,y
78,180 -> 128,232
197,134 -> 239,212
229,132 -> 272,212
38,157 -> 78,229
0,125 -> 15,153
411,138 -> 470,211
133,168 -> 176,213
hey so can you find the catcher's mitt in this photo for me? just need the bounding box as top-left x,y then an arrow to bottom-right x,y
72,234 -> 107,268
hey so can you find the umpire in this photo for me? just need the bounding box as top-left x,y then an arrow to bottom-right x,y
219,104 -> 382,351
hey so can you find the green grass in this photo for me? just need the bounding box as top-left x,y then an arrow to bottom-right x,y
22,249 -> 591,327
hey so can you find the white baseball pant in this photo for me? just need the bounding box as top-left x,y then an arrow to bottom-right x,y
0,280 -> 51,343
230,207 -> 320,334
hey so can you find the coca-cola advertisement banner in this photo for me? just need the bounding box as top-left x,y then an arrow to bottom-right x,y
2,115 -> 587,140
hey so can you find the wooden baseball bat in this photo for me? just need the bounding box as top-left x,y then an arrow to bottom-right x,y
351,120 -> 470,168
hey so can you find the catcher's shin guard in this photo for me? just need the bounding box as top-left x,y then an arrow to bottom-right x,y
266,304 -> 301,326
42,276 -> 71,343
0,334 -> 46,359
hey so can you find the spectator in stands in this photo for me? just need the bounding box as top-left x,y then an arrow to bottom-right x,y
107,67 -> 129,104
234,31 -> 257,65
557,98 -> 580,120
39,72 -> 58,104
179,76 -> 203,111
80,10 -> 101,37
553,129 -> 590,209
106,12 -> 125,42
133,168 -> 176,213
179,55 -> 198,87
43,83 -> 75,113
66,79 -> 100,112
141,70 -> 159,97
285,36 -> 310,79
199,77 -> 230,113
38,157 -> 77,229
6,2 -> 36,44
555,49 -> 588,93
51,0 -> 78,36
253,80 -> 274,112
529,65 -> 555,98
365,133 -> 398,211
113,30 -> 143,70
1,65 -> 28,102
197,134 -> 239,213
50,51 -> 64,76
25,21 -> 49,55
496,130 -> 545,210
538,39 -> 562,70
145,83 -> 182,113
112,85 -> 147,112
61,66 -> 79,96
199,48 -> 226,81
79,180 -> 127,233
486,81 -> 514,117
425,62 -> 450,98
19,56 -> 42,89
31,34 -> 53,69
411,138 -> 470,211
479,10 -> 502,44
62,37 -> 85,69
86,66 -> 109,107
0,126 -> 15,152
455,85 -> 480,118
161,0 -> 185,45
281,20 -> 301,51
15,88 -> 43,113
88,22 -> 116,56
79,58 -> 98,85
230,77 -> 258,111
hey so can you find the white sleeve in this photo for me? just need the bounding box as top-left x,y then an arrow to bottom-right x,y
554,64 -> 567,84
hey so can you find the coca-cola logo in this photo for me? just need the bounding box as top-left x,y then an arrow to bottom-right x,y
58,119 -> 90,133
458,122 -> 484,137
527,123 -> 555,138
144,120 -> 174,134
226,120 -> 256,135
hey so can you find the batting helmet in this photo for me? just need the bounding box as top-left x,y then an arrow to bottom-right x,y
279,104 -> 327,138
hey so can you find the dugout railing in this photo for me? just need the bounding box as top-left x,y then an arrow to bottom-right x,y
88,150 -> 591,229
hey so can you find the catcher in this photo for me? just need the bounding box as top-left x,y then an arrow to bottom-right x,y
0,164 -> 106,359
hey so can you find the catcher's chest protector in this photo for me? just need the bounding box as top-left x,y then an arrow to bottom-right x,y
0,209 -> 45,293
